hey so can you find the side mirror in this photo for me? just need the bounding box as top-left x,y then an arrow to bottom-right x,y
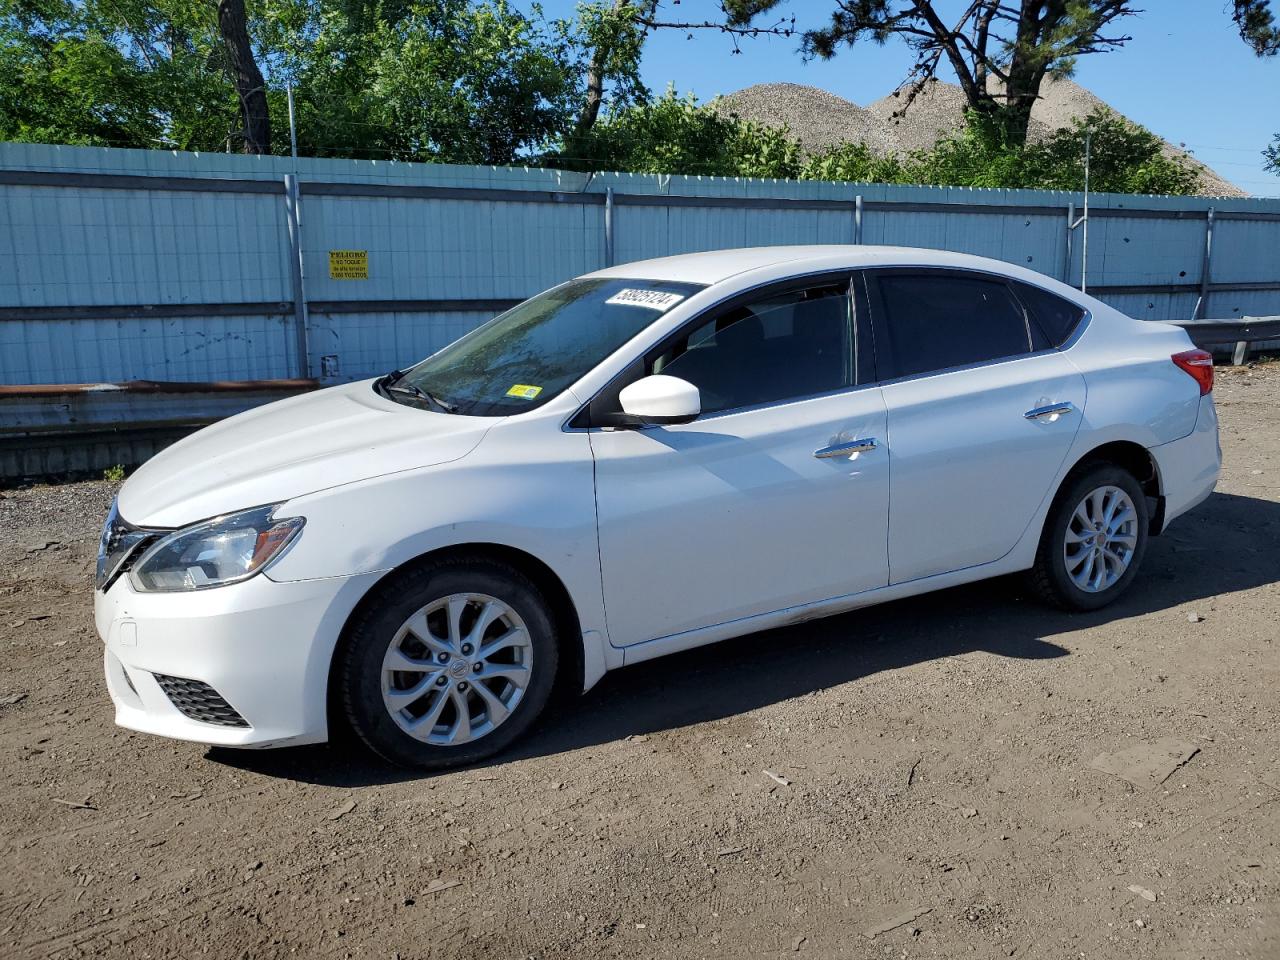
618,375 -> 700,426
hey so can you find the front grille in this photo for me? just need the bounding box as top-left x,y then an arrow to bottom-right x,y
153,674 -> 250,727
97,500 -> 162,591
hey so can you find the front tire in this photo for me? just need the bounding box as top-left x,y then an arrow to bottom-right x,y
1027,463 -> 1150,611
337,559 -> 559,769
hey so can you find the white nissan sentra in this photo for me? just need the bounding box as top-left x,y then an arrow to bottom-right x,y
95,246 -> 1220,768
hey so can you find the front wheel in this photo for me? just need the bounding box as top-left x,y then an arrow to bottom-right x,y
337,560 -> 559,769
1027,463 -> 1150,611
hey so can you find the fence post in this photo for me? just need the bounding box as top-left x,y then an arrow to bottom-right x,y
283,174 -> 311,379
1064,202 -> 1075,283
604,187 -> 615,268
854,194 -> 863,244
1196,206 -> 1216,321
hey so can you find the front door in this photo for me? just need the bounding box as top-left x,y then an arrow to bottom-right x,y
589,276 -> 891,648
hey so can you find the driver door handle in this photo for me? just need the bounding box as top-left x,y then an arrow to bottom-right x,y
814,438 -> 878,459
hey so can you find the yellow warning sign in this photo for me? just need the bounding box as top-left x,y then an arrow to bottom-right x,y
328,250 -> 368,280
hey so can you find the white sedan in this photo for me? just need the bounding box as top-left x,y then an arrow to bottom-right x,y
94,246 -> 1221,768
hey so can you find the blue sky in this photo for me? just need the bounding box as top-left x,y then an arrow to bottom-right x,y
532,0 -> 1280,195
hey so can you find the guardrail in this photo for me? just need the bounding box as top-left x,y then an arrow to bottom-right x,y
0,379 -> 319,480
1171,316 -> 1280,364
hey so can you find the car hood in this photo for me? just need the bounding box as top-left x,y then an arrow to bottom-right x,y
118,380 -> 494,528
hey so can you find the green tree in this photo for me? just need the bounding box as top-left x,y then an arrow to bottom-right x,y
1018,110 -> 1201,195
570,0 -> 653,145
652,1 -> 1280,148
218,0 -> 270,152
0,0 -> 243,150
788,108 -> 1200,195
0,0 -> 157,148
1264,134 -> 1280,175
1233,2 -> 1278,183
649,1 -> 1141,146
560,93 -> 1201,196
252,0 -> 594,163
552,88 -> 801,177
364,0 -> 584,164
1236,0 -> 1280,55
0,0 -> 595,162
799,142 -> 904,184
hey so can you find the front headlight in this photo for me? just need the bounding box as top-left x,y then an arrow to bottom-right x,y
128,504 -> 304,593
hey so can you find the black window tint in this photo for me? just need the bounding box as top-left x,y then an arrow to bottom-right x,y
1012,280 -> 1087,348
872,272 -> 1031,379
652,282 -> 852,414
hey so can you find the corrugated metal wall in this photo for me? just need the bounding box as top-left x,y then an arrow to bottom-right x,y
2,142 -> 1278,390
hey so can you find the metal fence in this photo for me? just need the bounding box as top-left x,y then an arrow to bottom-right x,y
2,142 -> 1279,475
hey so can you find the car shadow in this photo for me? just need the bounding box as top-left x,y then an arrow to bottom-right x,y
210,490 -> 1280,787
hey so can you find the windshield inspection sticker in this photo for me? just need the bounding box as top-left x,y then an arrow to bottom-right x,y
506,384 -> 543,400
605,288 -> 686,310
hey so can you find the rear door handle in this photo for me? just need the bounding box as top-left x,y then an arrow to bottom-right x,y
1024,402 -> 1075,421
814,438 -> 878,459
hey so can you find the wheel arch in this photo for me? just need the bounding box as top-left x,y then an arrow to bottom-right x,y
1060,440 -> 1164,534
325,542 -> 586,735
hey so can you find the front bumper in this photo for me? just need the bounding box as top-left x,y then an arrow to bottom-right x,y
95,569 -> 384,748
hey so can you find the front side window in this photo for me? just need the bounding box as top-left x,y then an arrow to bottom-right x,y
650,281 -> 854,415
388,278 -> 703,416
869,271 -> 1032,380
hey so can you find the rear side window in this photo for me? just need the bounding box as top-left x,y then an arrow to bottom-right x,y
1012,280 -> 1087,349
868,271 -> 1031,379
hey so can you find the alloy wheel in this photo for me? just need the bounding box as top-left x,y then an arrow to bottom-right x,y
380,593 -> 533,746
1063,485 -> 1139,593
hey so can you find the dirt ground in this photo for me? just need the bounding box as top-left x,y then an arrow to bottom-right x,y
1,364 -> 1278,960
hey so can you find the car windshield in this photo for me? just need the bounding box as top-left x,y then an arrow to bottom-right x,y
383,278 -> 704,416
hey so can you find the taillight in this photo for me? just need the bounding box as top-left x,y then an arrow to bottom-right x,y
1172,349 -> 1214,396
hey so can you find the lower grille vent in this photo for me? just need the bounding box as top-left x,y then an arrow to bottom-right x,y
153,674 -> 250,728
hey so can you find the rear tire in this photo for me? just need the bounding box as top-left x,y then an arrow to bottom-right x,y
1027,463 -> 1150,611
337,559 -> 558,769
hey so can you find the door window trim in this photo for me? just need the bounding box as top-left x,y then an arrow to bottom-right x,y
568,269 -> 872,428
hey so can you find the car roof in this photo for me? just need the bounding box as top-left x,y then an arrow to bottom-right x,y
584,244 -> 1058,289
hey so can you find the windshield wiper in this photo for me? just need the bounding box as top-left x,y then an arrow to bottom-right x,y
377,372 -> 457,413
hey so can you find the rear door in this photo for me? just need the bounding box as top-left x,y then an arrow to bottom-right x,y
865,269 -> 1087,584
589,274 -> 890,648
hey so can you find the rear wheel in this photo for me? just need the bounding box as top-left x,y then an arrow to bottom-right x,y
1027,463 -> 1150,611
338,560 -> 558,769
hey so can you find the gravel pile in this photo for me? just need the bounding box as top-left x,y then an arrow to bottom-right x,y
1026,76 -> 1110,135
716,82 -> 901,156
723,76 -> 1245,197
1030,77 -> 1244,197
868,80 -> 984,152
